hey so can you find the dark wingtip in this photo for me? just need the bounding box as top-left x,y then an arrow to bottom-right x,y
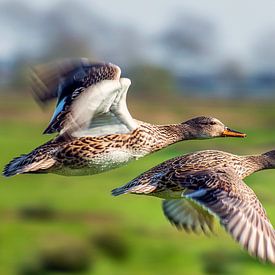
2,162 -> 17,177
2,168 -> 10,177
2,155 -> 27,177
111,187 -> 127,196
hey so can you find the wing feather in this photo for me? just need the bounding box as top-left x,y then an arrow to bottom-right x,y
162,199 -> 214,234
31,59 -> 138,137
180,169 -> 275,264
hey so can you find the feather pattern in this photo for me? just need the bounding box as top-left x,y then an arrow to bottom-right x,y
31,59 -> 124,135
4,59 -> 246,177
183,170 -> 275,263
162,199 -> 214,234
112,149 -> 275,264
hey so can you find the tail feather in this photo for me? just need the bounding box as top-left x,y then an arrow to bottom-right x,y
111,186 -> 129,196
111,180 -> 157,196
3,155 -> 27,177
3,154 -> 55,177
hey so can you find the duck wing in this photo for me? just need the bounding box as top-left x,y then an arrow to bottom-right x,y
31,59 -> 138,137
162,199 -> 214,234
113,164 -> 275,263
175,168 -> 275,264
72,77 -> 138,137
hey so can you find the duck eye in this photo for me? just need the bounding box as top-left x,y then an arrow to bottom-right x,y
210,121 -> 217,125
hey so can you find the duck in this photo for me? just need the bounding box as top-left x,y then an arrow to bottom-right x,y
112,149 -> 275,264
3,59 -> 245,177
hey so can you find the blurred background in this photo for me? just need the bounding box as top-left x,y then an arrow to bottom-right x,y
1,0 -> 275,274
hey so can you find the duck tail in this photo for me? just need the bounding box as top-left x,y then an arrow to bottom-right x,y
3,152 -> 56,177
111,179 -> 157,196
111,186 -> 129,196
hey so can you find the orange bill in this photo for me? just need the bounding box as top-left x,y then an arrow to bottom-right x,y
222,128 -> 246,138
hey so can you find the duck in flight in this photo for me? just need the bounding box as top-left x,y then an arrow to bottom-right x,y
112,149 -> 275,264
3,59 -> 246,177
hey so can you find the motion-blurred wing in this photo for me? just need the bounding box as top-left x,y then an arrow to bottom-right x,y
162,199 -> 214,234
31,59 -> 85,105
31,59 -> 137,136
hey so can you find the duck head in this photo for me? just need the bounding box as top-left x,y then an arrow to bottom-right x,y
183,116 -> 246,139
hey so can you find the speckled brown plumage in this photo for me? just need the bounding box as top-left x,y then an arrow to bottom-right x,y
3,60 -> 245,177
32,61 -> 121,134
1,122 -> 198,176
3,118 -> 245,177
112,149 -> 275,264
112,150 -> 272,196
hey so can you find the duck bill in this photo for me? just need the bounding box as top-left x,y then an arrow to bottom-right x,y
222,128 -> 246,138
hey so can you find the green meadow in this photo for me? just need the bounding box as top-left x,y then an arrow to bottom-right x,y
1,94 -> 275,274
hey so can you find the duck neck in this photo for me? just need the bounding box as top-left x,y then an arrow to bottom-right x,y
161,123 -> 195,141
241,155 -> 273,178
146,123 -> 194,153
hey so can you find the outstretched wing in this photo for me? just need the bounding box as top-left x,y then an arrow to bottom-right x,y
113,164 -> 275,264
31,59 -> 138,137
31,58 -> 85,105
162,199 -> 214,234
177,169 -> 275,264
72,78 -> 138,137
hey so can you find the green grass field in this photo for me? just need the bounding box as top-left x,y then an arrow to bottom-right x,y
1,94 -> 275,274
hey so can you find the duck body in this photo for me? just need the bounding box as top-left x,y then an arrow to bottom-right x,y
4,118 -> 245,177
54,123 -> 183,176
3,122 -> 184,176
112,149 -> 275,263
115,149 -> 267,198
3,115 -> 246,178
3,60 -> 245,177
